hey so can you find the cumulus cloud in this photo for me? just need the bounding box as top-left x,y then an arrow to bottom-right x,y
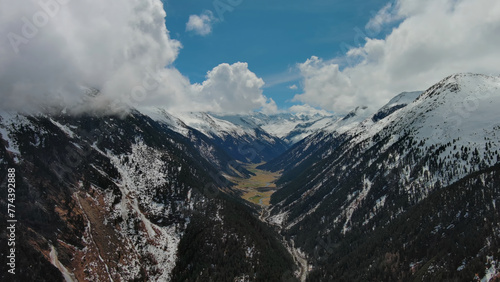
294,0 -> 500,114
0,0 -> 273,115
186,11 -> 216,36
0,0 -> 181,113
261,98 -> 279,115
288,84 -> 298,90
191,62 -> 275,114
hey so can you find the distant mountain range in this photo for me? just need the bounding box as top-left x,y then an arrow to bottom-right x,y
1,73 -> 499,281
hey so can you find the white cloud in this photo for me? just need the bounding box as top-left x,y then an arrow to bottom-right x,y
186,11 -> 215,36
0,0 -> 181,113
261,98 -> 279,115
288,84 -> 298,90
0,0 -> 273,115
191,62 -> 275,114
365,2 -> 402,33
294,0 -> 500,114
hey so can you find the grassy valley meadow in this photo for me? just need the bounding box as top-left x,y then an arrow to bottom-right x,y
227,163 -> 281,206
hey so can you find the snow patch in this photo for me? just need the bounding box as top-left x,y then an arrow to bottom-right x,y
49,245 -> 76,282
481,256 -> 499,282
50,118 -> 76,138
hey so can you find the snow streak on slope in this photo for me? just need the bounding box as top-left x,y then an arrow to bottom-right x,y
0,112 -> 195,281
106,141 -> 182,281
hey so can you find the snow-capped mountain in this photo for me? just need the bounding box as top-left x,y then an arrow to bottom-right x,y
150,108 -> 341,145
0,110 -> 295,281
259,103 -> 376,174
148,109 -> 340,164
214,112 -> 340,145
265,73 -> 500,280
371,91 -> 422,122
150,110 -> 290,164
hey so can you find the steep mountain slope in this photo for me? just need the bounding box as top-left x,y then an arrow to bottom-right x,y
266,74 -> 500,281
371,91 -> 422,122
0,110 -> 296,281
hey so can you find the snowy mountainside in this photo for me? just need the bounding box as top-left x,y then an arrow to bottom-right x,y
345,73 -> 500,189
145,109 -> 254,178
0,110 -> 296,281
173,111 -> 250,139
149,110 -> 290,163
0,111 -> 199,281
266,73 -> 500,281
371,91 -> 422,122
147,109 -> 343,164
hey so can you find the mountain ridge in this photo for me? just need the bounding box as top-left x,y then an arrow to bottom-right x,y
263,73 -> 500,281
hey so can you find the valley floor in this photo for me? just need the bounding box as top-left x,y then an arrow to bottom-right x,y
227,162 -> 281,206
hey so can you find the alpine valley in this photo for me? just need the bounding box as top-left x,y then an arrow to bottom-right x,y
1,73 -> 499,281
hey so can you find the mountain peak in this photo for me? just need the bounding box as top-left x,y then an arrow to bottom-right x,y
372,91 -> 422,122
419,73 -> 499,101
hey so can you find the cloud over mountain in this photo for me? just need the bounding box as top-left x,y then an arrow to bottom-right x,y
294,0 -> 500,114
0,0 -> 274,114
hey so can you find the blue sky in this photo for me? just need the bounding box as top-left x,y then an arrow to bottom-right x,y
163,0 -> 390,110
